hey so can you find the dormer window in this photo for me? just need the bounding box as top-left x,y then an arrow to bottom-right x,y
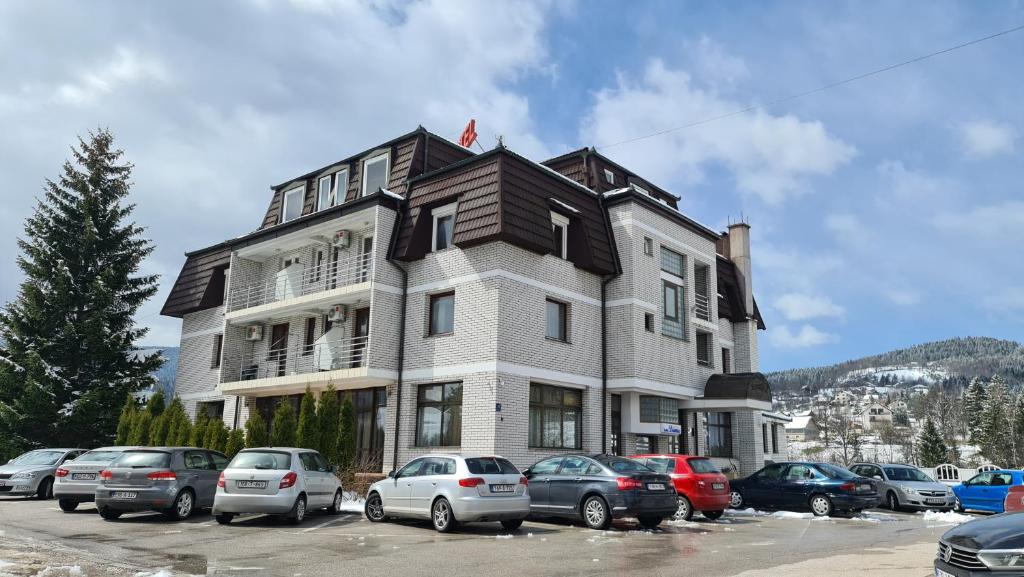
318,168 -> 349,211
432,202 -> 457,252
551,212 -> 569,259
361,153 -> 390,197
603,169 -> 615,185
281,185 -> 304,223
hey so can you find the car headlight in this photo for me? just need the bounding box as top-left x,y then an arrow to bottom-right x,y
11,472 -> 36,479
978,550 -> 1024,569
903,487 -> 918,495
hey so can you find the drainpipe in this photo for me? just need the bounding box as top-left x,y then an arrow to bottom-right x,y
386,194 -> 409,473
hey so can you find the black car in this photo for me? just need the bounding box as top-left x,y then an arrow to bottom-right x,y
729,462 -> 881,517
523,454 -> 677,530
935,512 -> 1024,576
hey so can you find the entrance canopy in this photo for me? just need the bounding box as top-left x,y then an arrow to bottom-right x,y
683,372 -> 774,411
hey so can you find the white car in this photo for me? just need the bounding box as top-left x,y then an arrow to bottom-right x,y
212,448 -> 343,525
0,448 -> 86,499
365,455 -> 530,532
54,446 -> 137,511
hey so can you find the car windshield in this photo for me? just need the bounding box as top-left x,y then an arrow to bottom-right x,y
884,467 -> 933,482
815,463 -> 858,480
597,456 -> 652,473
688,458 -> 720,474
11,450 -> 64,466
111,451 -> 171,469
74,451 -> 123,463
465,457 -> 519,475
229,451 -> 291,470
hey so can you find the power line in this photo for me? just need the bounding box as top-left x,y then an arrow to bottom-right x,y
596,23 -> 1024,151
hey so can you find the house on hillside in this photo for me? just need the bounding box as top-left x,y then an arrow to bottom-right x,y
160,127 -> 777,476
786,413 -> 819,441
859,402 -> 893,430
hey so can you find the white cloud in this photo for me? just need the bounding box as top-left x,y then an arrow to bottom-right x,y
54,47 -> 169,106
981,287 -> 1024,315
773,293 -> 845,321
876,160 -> 956,205
932,201 -> 1024,241
959,120 -> 1017,158
768,324 -> 839,348
824,213 -> 873,247
579,58 -> 856,204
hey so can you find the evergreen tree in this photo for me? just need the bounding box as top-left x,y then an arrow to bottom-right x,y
146,390 -> 166,417
271,401 -> 297,447
980,376 -> 1013,466
173,413 -> 192,446
206,420 -> 228,453
149,413 -> 169,446
1013,394 -> 1024,468
245,410 -> 269,448
203,418 -> 219,450
296,387 -> 319,449
162,397 -> 187,444
190,414 -> 209,447
128,410 -> 152,446
917,417 -> 948,466
224,428 -> 245,458
964,377 -> 989,444
0,130 -> 162,450
115,394 -> 137,445
337,395 -> 356,468
318,386 -> 341,462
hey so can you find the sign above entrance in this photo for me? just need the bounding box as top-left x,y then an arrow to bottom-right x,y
660,423 -> 682,435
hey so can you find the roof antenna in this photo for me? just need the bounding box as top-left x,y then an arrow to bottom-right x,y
496,134 -> 505,149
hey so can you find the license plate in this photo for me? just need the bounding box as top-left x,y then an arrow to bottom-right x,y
71,473 -> 96,480
927,498 -> 945,505
647,483 -> 666,491
935,569 -> 955,577
712,483 -> 725,490
859,484 -> 871,492
236,480 -> 267,489
111,491 -> 137,500
0,481 -> 6,487
490,484 -> 515,493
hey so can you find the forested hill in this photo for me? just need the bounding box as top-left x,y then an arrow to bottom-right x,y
766,337 -> 1024,394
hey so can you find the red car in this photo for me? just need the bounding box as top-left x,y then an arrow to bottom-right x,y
631,454 -> 730,520
1005,485 -> 1024,513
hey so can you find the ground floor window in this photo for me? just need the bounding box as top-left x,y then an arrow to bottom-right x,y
254,394 -> 302,439
610,394 -> 622,456
529,383 -> 582,449
635,434 -> 657,454
340,387 -> 387,471
639,395 -> 679,424
707,412 -> 733,458
416,382 -> 462,447
664,435 -> 680,453
197,400 -> 224,420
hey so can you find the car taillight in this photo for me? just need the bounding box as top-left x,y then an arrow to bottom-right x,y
518,476 -> 528,486
99,470 -> 113,480
458,477 -> 485,488
839,482 -> 856,492
147,470 -> 177,481
616,477 -> 643,490
55,468 -> 69,478
217,472 -> 225,488
279,471 -> 297,489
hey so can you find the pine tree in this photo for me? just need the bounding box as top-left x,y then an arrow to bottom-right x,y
0,130 -> 162,450
337,395 -> 356,468
271,401 -> 297,447
146,390 -> 166,417
917,417 -> 948,466
173,413 -> 192,446
162,397 -> 187,445
203,418 -> 219,450
128,410 -> 152,446
980,376 -> 1012,466
207,420 -> 228,453
1012,394 -> 1024,468
115,394 -> 137,445
190,414 -> 209,448
149,413 -> 169,446
225,428 -> 245,458
296,387 -> 319,449
245,410 -> 269,448
318,386 -> 341,463
964,377 -> 989,444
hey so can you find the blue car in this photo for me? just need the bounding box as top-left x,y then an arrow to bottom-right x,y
953,470 -> 1024,514
729,462 -> 882,517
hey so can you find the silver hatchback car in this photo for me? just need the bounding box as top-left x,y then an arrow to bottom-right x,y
55,447 -> 138,511
850,463 -> 954,511
365,455 -> 530,532
0,448 -> 86,499
213,448 -> 343,525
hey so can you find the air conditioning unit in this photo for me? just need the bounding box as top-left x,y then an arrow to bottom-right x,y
333,230 -> 351,248
328,304 -> 348,323
245,325 -> 264,341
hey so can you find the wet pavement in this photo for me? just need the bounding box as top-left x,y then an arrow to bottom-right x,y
0,496 -> 970,576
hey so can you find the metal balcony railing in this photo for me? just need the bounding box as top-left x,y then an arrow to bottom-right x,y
694,292 -> 711,321
228,251 -> 374,312
236,335 -> 369,382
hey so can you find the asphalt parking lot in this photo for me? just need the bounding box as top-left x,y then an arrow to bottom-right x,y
0,496 -> 972,577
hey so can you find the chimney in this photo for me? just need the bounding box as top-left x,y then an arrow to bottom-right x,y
727,222 -> 753,316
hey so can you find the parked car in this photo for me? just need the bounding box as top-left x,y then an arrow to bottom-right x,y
850,462 -> 954,511
95,447 -> 228,521
953,470 -> 1024,514
934,510 -> 1024,576
523,454 -> 676,530
365,455 -> 529,533
630,453 -> 729,521
213,448 -> 342,525
54,447 -> 137,511
729,462 -> 881,517
0,448 -> 87,499
1005,486 -> 1024,514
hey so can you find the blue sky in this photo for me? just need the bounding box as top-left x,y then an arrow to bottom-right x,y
0,0 -> 1021,372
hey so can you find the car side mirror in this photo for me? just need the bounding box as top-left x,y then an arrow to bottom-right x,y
523,468 -> 531,476
330,464 -> 338,474
387,469 -> 395,478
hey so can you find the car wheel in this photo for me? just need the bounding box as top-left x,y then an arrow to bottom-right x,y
637,515 -> 663,529
215,513 -> 234,525
432,497 -> 457,533
58,499 -> 79,512
166,489 -> 195,521
36,477 -> 54,500
673,495 -> 694,521
887,491 -> 901,512
500,518 -> 524,531
581,495 -> 611,530
702,510 -> 724,521
98,507 -> 122,521
809,494 -> 834,517
327,490 -> 343,515
729,490 -> 744,509
365,493 -> 386,523
954,497 -> 964,513
288,495 -> 307,525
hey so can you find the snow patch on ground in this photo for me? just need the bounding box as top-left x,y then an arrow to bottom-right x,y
921,510 -> 974,525
338,492 -> 365,513
771,511 -> 814,519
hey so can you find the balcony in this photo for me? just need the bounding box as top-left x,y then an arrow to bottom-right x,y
694,292 -> 711,321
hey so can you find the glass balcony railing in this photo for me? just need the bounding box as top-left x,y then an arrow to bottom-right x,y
228,251 -> 373,312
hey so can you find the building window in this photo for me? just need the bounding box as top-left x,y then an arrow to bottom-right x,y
644,312 -> 654,332
610,394 -> 622,456
303,317 -> 316,356
210,334 -> 222,369
660,246 -> 685,278
662,281 -> 685,339
280,186 -> 304,223
428,291 -> 455,336
696,331 -> 712,367
415,383 -> 462,447
639,396 -> 679,424
340,387 -> 387,470
361,153 -> 389,197
550,211 -> 569,259
317,176 -> 332,211
529,383 -> 582,449
545,298 -> 568,341
635,435 -> 656,454
643,237 -> 654,256
317,169 -> 348,210
603,168 -> 615,185
694,263 -> 711,321
707,412 -> 733,458
762,423 -> 770,454
431,202 -> 457,251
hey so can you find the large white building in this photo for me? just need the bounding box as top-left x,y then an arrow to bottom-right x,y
161,128 -> 781,476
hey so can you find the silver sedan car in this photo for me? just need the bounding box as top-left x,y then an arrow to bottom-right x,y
365,455 -> 530,532
54,447 -> 137,511
213,448 -> 343,525
850,463 -> 955,511
0,448 -> 86,499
